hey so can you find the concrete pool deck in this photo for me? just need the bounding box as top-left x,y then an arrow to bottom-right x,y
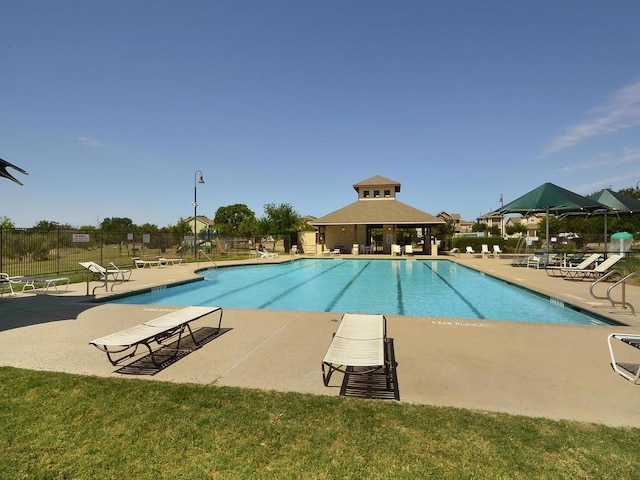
1,254 -> 640,427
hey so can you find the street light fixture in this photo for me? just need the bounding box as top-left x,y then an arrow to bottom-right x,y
193,170 -> 205,256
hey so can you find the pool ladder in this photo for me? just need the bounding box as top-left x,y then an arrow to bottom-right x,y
198,249 -> 218,269
590,270 -> 638,315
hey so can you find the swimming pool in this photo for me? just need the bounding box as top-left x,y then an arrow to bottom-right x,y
112,259 -> 607,325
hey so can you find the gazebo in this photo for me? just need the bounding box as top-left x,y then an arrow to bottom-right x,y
310,175 -> 444,254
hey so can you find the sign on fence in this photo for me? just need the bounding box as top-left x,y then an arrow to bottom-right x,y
73,234 -> 90,243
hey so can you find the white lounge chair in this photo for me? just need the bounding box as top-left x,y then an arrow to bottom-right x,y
157,257 -> 184,266
133,257 -> 161,268
545,253 -> 601,277
493,245 -> 503,255
404,245 -> 414,256
608,333 -> 640,384
481,244 -> 492,257
80,261 -> 129,293
260,250 -> 278,259
322,313 -> 392,388
0,273 -> 10,296
563,254 -> 624,281
90,306 -> 223,366
107,262 -> 132,280
2,275 -> 70,295
391,244 -> 401,256
466,246 -> 476,254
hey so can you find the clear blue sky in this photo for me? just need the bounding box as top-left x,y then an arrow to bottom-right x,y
2,1 -> 640,228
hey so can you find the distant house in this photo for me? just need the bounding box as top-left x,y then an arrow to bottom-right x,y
310,175 -> 444,254
477,210 -> 504,236
437,211 -> 472,234
504,214 -> 544,238
184,215 -> 215,235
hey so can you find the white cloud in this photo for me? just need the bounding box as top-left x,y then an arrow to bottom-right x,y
553,146 -> 640,175
543,77 -> 640,155
77,136 -> 102,147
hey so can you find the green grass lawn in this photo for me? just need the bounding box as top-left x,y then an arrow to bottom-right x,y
1,367 -> 639,479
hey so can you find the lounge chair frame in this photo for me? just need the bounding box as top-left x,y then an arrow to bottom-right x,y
79,261 -> 128,294
545,253 -> 601,278
133,257 -> 161,268
4,276 -> 70,294
607,333 -> 640,384
322,313 -> 393,389
90,306 -> 223,367
563,254 -> 624,281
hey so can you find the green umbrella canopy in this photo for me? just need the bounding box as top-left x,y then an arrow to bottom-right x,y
588,188 -> 640,214
498,182 -> 607,215
498,182 -> 608,255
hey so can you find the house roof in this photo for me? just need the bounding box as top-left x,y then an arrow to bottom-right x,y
311,198 -> 444,226
352,175 -> 401,193
185,215 -> 215,226
438,211 -> 462,221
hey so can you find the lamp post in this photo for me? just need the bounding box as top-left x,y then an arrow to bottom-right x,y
193,170 -> 205,257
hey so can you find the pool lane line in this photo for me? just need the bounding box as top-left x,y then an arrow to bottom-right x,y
395,263 -> 405,315
324,261 -> 372,312
195,260 -> 337,306
420,261 -> 485,319
258,260 -> 350,309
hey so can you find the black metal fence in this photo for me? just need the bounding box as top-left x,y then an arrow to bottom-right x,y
0,228 -> 282,277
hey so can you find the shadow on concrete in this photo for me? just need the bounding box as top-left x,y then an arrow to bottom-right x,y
114,326 -> 231,376
0,294 -> 97,332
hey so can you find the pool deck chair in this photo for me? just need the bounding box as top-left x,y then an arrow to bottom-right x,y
79,261 -> 129,293
607,333 -> 640,384
3,276 -> 70,294
90,306 -> 223,367
158,257 -> 184,266
563,254 -> 623,281
545,253 -> 601,277
133,257 -> 161,268
322,313 -> 393,389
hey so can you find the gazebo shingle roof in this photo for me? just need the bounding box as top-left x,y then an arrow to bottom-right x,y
311,199 -> 444,226
352,175 -> 401,192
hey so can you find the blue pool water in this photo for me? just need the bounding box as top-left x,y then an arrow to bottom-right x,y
112,259 -> 606,325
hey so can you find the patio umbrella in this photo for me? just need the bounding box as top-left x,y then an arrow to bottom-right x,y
587,189 -> 640,253
0,158 -> 28,186
497,182 -> 608,255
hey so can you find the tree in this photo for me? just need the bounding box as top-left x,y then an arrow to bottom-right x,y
434,219 -> 456,250
33,220 -> 72,230
471,222 -> 487,233
101,217 -> 134,231
0,216 -> 14,229
505,223 -> 526,236
618,187 -> 640,199
167,220 -> 192,235
100,217 -> 134,244
238,216 -> 260,238
214,204 -> 256,236
262,203 -> 302,235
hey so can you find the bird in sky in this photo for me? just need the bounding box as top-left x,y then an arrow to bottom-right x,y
0,158 -> 28,186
